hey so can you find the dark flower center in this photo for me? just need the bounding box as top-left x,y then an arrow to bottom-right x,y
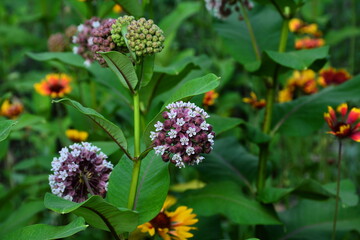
150,212 -> 171,229
49,83 -> 65,93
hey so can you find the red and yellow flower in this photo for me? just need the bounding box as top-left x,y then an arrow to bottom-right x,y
203,90 -> 219,106
324,103 -> 360,141
66,129 -> 89,142
318,67 -> 351,87
113,4 -> 123,13
34,73 -> 72,98
0,99 -> 23,119
242,92 -> 266,109
295,37 -> 325,50
289,18 -> 322,37
138,196 -> 198,240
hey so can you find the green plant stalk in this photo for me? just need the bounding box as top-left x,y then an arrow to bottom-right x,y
331,140 -> 342,240
256,20 -> 289,193
127,92 -> 141,210
240,1 -> 261,61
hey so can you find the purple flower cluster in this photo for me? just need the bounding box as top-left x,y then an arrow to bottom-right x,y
90,18 -> 117,67
49,142 -> 113,203
72,17 -> 101,67
151,101 -> 215,168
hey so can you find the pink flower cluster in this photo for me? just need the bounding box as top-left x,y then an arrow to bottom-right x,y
49,142 -> 113,203
151,101 -> 215,168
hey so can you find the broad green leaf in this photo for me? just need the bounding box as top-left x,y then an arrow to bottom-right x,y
206,115 -> 244,135
258,179 -> 334,204
53,98 -> 129,157
272,75 -> 360,136
3,217 -> 87,240
196,137 -> 257,192
90,141 -> 119,156
26,52 -> 85,68
180,181 -> 281,225
12,114 -> 46,130
113,0 -> 143,17
326,26 -> 360,45
215,7 -> 284,71
154,55 -> 199,75
44,194 -> 138,234
0,201 -> 44,236
107,151 -> 170,224
139,55 -> 155,87
264,47 -> 329,70
143,73 -> 220,145
323,179 -> 359,207
267,199 -> 360,240
100,51 -> 138,93
0,120 -> 17,142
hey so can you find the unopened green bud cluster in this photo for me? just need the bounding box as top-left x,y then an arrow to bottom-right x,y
111,15 -> 135,51
126,18 -> 165,56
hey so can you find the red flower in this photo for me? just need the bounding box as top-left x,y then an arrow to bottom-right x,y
318,68 -> 351,87
324,103 -> 360,141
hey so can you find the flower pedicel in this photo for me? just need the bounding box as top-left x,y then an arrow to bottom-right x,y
49,142 -> 113,203
151,101 -> 215,168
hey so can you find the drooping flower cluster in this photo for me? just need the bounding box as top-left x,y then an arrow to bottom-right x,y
289,18 -> 325,50
0,99 -> 24,119
278,70 -> 318,103
138,196 -> 198,240
66,129 -> 89,142
34,73 -> 72,98
318,67 -> 351,87
90,18 -> 117,66
49,142 -> 113,203
151,101 -> 215,168
205,0 -> 253,20
203,90 -> 219,107
324,103 -> 360,142
125,17 -> 165,57
243,91 -> 266,109
111,15 -> 135,51
72,17 -> 101,67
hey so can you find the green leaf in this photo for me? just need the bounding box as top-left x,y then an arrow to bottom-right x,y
107,151 -> 170,224
143,73 -> 220,145
196,137 -> 257,192
0,120 -> 17,142
3,217 -> 88,240
0,201 -> 44,235
139,55 -> 155,87
326,26 -> 360,45
53,98 -> 129,157
113,0 -> 143,17
206,115 -> 244,135
99,51 -> 138,93
154,55 -> 199,75
26,52 -> 85,68
12,114 -> 46,130
44,194 -> 138,234
264,46 -> 329,70
272,74 -> 360,136
323,179 -> 359,207
181,181 -> 281,225
267,199 -> 360,240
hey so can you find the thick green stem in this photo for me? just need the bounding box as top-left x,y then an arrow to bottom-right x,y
240,1 -> 261,61
127,92 -> 141,210
331,140 -> 342,240
256,20 -> 289,193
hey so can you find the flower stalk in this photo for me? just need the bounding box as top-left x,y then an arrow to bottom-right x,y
256,19 -> 289,193
331,140 -> 342,240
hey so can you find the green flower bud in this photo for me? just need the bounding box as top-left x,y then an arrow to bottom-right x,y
111,15 -> 135,51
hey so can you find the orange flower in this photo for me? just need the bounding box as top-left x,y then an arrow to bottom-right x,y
324,103 -> 360,141
66,129 -> 89,142
318,67 -> 351,87
295,37 -> 325,50
289,18 -> 303,32
113,4 -> 123,13
288,70 -> 318,94
34,73 -> 72,98
203,90 -> 219,106
289,18 -> 322,37
242,92 -> 266,109
0,100 -> 23,119
138,196 -> 198,240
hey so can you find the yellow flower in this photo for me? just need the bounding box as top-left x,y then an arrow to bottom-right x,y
0,99 -> 24,119
289,18 -> 322,37
242,92 -> 266,109
34,73 -> 72,98
278,87 -> 293,103
288,69 -> 318,94
113,4 -> 123,13
138,196 -> 198,240
203,90 -> 219,106
289,18 -> 303,32
66,129 -> 89,142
